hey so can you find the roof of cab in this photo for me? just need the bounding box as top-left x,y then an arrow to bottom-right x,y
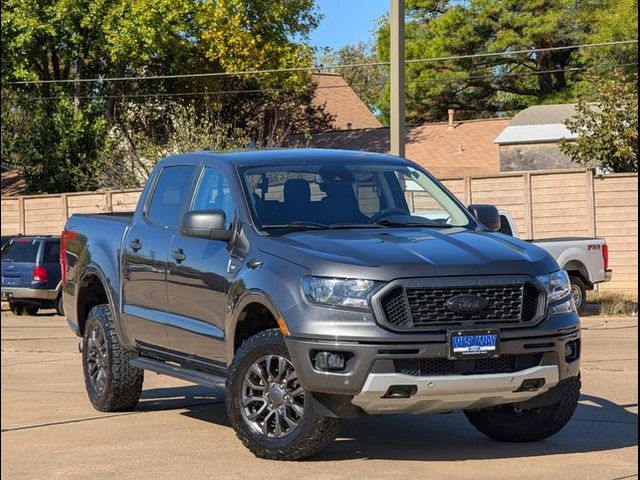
161,148 -> 408,167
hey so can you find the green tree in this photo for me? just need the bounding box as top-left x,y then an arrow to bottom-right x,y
317,41 -> 387,114
560,71 -> 638,173
1,0 -> 328,193
375,0 -> 638,123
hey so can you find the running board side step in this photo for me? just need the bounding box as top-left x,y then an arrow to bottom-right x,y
130,357 -> 226,389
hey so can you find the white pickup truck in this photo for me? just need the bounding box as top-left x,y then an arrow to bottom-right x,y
498,211 -> 612,313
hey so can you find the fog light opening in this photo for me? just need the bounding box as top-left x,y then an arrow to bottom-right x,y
314,351 -> 346,371
564,340 -> 580,362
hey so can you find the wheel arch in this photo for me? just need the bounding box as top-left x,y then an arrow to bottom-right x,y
75,265 -> 132,348
226,291 -> 283,364
563,259 -> 592,289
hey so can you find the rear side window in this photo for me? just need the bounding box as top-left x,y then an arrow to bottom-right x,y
43,241 -> 60,263
1,238 -> 40,262
146,166 -> 195,228
498,215 -> 513,236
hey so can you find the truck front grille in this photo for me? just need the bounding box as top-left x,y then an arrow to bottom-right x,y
394,353 -> 543,376
378,279 -> 543,331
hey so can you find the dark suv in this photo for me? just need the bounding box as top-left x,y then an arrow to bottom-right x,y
1,236 -> 63,315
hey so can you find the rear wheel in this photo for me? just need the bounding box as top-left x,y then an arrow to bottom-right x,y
465,376 -> 580,442
9,302 -> 38,316
55,294 -> 64,316
569,276 -> 587,314
226,329 -> 341,460
82,304 -> 143,412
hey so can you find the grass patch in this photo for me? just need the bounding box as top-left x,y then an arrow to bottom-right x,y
587,291 -> 638,316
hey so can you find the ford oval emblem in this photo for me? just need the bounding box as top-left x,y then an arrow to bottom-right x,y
447,295 -> 489,314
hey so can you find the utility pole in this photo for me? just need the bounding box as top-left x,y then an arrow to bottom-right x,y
390,0 -> 405,157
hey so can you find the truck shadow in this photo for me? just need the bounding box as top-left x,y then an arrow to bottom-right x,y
137,386 -> 637,461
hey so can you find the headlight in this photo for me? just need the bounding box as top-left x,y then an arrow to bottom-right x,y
538,270 -> 571,302
302,277 -> 382,309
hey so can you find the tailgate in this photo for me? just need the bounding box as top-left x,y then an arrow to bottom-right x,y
1,262 -> 33,288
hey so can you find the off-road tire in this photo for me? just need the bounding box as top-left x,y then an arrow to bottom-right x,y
570,276 -> 587,314
465,375 -> 581,442
82,304 -> 143,412
226,329 -> 341,460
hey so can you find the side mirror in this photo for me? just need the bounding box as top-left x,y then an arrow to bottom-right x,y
180,210 -> 233,242
468,204 -> 501,232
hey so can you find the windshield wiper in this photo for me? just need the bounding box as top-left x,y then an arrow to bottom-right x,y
375,219 -> 457,228
327,223 -> 385,230
261,221 -> 330,231
261,221 -> 387,232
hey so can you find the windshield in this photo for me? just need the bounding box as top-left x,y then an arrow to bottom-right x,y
239,161 -> 472,230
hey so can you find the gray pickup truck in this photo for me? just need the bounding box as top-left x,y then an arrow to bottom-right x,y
62,150 -> 581,460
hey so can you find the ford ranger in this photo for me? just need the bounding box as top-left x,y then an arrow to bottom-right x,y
61,149 -> 581,460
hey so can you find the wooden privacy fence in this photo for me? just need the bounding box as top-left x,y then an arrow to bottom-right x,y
1,169 -> 637,292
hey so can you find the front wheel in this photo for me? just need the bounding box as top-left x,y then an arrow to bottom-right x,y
465,376 -> 581,442
226,329 -> 341,460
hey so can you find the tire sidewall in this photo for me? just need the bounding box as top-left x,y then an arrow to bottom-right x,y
82,309 -> 116,409
570,276 -> 587,313
227,330 -> 323,453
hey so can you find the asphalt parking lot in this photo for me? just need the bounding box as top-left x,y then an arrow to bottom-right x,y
1,308 -> 637,480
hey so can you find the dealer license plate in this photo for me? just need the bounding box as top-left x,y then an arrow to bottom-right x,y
449,330 -> 499,359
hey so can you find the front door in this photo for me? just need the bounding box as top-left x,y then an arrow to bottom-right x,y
122,165 -> 196,349
166,167 -> 236,363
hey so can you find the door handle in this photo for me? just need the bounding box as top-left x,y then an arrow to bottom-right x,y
129,238 -> 142,252
172,248 -> 186,263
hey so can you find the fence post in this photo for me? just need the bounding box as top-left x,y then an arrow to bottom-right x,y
524,172 -> 533,240
464,176 -> 472,205
18,196 -> 26,235
61,193 -> 69,221
106,190 -> 113,212
585,169 -> 596,237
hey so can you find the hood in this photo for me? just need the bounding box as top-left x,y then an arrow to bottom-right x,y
258,227 -> 559,281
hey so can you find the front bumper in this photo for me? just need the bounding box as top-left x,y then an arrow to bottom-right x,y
352,365 -> 559,414
1,286 -> 58,302
286,311 -> 581,415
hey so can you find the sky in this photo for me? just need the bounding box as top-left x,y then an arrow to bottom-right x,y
310,0 -> 389,50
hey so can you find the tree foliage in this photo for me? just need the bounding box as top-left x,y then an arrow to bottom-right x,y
375,0 -> 638,123
560,71 -> 638,173
317,41 -> 387,114
1,0 -> 330,193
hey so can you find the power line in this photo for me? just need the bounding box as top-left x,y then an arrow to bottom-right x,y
5,62 -> 635,102
3,40 -> 637,86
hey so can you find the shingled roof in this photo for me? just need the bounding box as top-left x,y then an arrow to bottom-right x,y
1,164 -> 26,197
290,117 -> 508,178
311,73 -> 382,130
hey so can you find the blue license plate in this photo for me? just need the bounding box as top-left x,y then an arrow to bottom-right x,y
449,330 -> 499,358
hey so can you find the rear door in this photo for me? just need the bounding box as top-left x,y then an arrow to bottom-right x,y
1,238 -> 42,291
122,165 -> 197,349
165,166 -> 236,363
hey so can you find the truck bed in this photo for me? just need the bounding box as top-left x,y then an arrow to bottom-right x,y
528,237 -> 602,243
72,212 -> 134,223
